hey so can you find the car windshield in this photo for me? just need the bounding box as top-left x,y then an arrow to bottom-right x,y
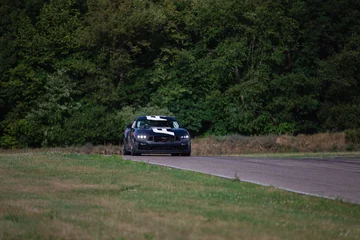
136,120 -> 180,129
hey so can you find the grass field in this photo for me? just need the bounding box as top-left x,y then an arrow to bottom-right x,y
1,152 -> 359,240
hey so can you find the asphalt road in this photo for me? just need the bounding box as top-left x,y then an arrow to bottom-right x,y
123,155 -> 360,204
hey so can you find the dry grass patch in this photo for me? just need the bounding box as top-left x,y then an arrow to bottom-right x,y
0,132 -> 355,156
192,132 -> 353,156
275,133 -> 346,152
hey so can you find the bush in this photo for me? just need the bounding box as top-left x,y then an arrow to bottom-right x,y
63,104 -> 121,146
345,129 -> 360,144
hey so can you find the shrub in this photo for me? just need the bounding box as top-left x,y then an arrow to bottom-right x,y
63,104 -> 121,146
345,129 -> 360,144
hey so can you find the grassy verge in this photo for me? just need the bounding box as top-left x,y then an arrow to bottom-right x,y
192,132 -> 360,156
0,132 -> 360,156
1,132 -> 359,157
1,152 -> 359,239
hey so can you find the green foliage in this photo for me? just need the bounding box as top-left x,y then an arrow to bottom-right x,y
225,66 -> 272,135
26,69 -> 80,147
318,49 -> 360,130
1,0 -> 360,147
0,119 -> 29,148
63,104 -> 119,146
345,129 -> 360,144
268,73 -> 320,134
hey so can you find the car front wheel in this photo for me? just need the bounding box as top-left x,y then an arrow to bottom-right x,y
131,146 -> 141,156
123,144 -> 131,155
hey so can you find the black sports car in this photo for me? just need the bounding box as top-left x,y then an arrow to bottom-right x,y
123,116 -> 191,156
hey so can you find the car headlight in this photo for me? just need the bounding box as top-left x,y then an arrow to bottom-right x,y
181,135 -> 189,139
137,135 -> 147,139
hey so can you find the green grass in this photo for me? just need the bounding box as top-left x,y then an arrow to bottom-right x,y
0,152 -> 359,239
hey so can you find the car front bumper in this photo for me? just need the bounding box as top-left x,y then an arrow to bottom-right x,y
134,141 -> 191,154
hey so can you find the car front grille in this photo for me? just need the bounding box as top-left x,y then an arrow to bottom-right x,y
138,145 -> 188,151
151,145 -> 188,150
150,135 -> 176,142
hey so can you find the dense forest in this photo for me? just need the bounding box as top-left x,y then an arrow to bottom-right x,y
1,0 -> 360,148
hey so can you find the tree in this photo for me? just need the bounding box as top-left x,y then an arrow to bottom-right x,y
26,70 -> 80,147
318,49 -> 360,130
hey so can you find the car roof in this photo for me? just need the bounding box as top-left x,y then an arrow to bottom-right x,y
136,116 -> 176,121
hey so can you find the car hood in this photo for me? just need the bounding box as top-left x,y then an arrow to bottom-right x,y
136,127 -> 189,136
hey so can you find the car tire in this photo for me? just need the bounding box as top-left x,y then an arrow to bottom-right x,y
171,153 -> 180,156
131,147 -> 141,156
123,145 -> 131,155
181,152 -> 191,156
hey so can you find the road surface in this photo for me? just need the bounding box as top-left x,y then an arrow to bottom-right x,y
123,155 -> 360,204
